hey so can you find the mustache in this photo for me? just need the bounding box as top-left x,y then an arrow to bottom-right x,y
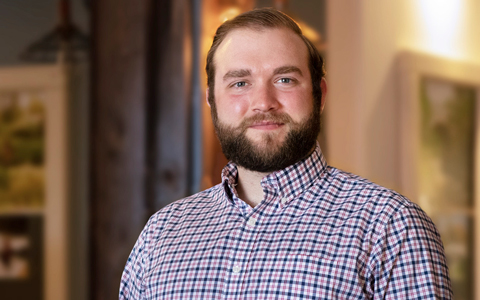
240,113 -> 294,129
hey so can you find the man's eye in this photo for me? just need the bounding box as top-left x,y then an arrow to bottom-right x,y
234,82 -> 246,87
279,78 -> 291,83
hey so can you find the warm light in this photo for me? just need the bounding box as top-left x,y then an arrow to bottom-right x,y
219,7 -> 241,22
297,21 -> 320,44
417,0 -> 464,57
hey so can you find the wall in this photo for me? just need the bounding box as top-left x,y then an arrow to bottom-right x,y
326,0 -> 480,192
0,0 -> 89,66
399,0 -> 480,65
0,2 -> 90,300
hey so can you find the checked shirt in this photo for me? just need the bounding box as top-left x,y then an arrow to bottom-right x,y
120,145 -> 452,299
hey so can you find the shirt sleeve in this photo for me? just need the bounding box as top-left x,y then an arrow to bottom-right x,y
119,213 -> 161,300
369,203 -> 452,299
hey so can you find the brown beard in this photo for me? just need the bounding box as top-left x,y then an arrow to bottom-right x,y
211,103 -> 321,173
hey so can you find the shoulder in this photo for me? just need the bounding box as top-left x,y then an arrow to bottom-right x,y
321,168 -> 450,296
130,183 -> 225,259
147,183 -> 224,229
119,184 -> 225,298
322,166 -> 415,221
319,166 -> 440,247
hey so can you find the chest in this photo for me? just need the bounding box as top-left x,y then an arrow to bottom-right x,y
142,204 -> 372,299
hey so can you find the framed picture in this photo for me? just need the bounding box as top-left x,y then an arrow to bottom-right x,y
0,215 -> 43,299
398,51 -> 480,300
0,65 -> 68,300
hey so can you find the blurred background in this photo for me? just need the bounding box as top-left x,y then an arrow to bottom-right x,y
0,0 -> 479,299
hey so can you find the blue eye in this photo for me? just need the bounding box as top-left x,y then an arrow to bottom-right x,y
234,82 -> 246,87
280,78 -> 291,83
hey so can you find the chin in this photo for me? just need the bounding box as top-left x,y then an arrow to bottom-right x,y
248,130 -> 287,143
249,136 -> 286,150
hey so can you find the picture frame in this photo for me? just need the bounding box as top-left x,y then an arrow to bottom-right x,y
0,65 -> 69,300
0,215 -> 44,298
398,51 -> 480,300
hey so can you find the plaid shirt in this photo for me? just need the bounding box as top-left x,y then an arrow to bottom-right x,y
120,145 -> 452,299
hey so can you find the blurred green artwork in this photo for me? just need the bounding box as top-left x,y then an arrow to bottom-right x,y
419,77 -> 475,300
0,92 -> 45,210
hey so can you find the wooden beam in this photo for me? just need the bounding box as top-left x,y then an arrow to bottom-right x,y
146,0 -> 193,210
90,0 -> 149,299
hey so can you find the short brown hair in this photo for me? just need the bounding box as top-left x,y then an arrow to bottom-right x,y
206,8 -> 325,106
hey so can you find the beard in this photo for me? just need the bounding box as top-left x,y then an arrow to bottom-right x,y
211,102 -> 321,173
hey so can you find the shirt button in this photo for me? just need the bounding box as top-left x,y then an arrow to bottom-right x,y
232,265 -> 241,273
247,217 -> 256,226
281,197 -> 288,204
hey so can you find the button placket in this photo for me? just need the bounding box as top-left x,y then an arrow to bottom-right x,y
232,265 -> 241,273
222,214 -> 260,296
247,217 -> 257,227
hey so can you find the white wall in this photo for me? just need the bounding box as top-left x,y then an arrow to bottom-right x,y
398,0 -> 480,65
326,0 -> 480,192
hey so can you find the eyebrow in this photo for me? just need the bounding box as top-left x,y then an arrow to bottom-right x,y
223,69 -> 251,82
273,66 -> 303,76
222,65 -> 303,82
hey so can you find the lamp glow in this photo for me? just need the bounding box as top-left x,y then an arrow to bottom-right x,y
417,0 -> 464,57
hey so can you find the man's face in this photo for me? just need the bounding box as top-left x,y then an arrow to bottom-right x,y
209,28 -> 322,172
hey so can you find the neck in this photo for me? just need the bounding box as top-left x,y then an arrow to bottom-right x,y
233,145 -> 318,207
235,166 -> 269,207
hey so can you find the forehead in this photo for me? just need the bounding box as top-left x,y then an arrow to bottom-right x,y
213,27 -> 309,76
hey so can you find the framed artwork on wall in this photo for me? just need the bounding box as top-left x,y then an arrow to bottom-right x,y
0,65 -> 68,300
398,51 -> 480,300
0,215 -> 43,298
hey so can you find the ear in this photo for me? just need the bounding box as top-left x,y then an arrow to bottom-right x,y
206,88 -> 211,107
320,78 -> 327,113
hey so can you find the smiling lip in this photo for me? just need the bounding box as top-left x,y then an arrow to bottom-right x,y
249,121 -> 284,130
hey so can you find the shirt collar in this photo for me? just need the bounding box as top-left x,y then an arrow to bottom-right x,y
221,143 -> 328,202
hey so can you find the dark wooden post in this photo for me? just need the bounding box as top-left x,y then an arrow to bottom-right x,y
146,0 -> 193,211
90,0 -> 149,299
90,0 -> 197,298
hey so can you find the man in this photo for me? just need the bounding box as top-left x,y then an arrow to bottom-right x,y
120,8 -> 452,299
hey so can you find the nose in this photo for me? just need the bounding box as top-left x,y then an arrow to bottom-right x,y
250,83 -> 280,112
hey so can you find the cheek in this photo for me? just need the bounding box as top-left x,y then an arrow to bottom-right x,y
217,94 -> 249,122
281,91 -> 314,119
